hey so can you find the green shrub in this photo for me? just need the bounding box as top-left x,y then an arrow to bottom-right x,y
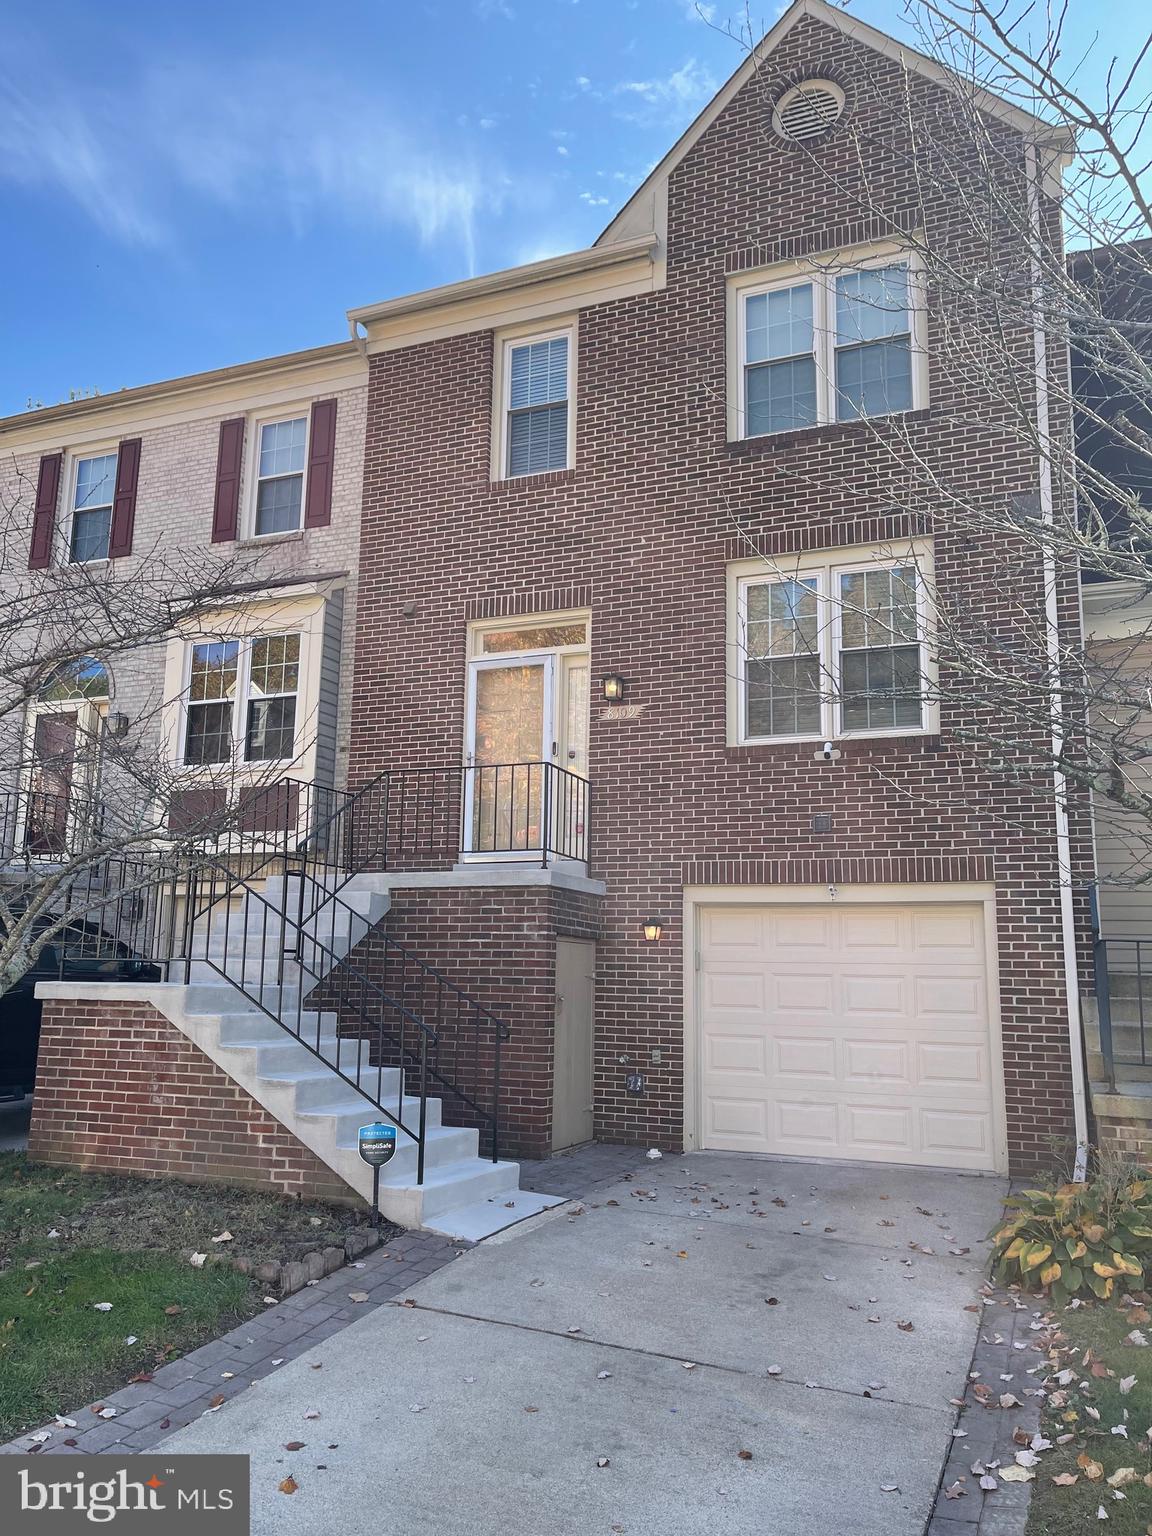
992,1153 -> 1152,1305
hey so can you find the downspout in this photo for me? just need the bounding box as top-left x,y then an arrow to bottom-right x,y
1026,141 -> 1090,1179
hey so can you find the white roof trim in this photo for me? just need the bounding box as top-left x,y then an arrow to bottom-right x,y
346,234 -> 659,329
596,0 -> 1058,248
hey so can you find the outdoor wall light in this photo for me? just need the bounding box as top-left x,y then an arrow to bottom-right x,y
643,918 -> 663,943
106,713 -> 130,738
601,674 -> 625,702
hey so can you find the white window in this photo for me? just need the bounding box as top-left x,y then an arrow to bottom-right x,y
730,547 -> 934,743
69,452 -> 118,562
183,633 -> 300,766
732,250 -> 924,438
252,416 -> 307,535
497,330 -> 573,477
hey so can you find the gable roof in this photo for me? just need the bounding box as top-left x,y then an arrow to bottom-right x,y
597,0 -> 1061,247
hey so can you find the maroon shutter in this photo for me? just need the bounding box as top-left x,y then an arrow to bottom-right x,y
108,437 -> 141,558
211,418 -> 246,543
303,398 -> 337,527
28,452 -> 62,569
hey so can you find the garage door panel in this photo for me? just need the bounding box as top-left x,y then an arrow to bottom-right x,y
705,1032 -> 767,1077
841,973 -> 907,1016
773,1036 -> 838,1079
844,1102 -> 915,1151
699,901 -> 998,1172
843,1038 -> 911,1085
774,1099 -> 840,1146
706,1096 -> 769,1141
912,908 -> 983,953
770,909 -> 835,949
839,909 -> 905,951
774,973 -> 834,1011
920,1108 -> 992,1156
914,974 -> 984,1017
917,1040 -> 988,1087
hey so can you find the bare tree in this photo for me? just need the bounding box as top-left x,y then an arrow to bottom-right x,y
0,462 -> 309,997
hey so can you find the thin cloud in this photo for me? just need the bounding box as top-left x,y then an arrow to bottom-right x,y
614,58 -> 717,120
0,56 -> 513,273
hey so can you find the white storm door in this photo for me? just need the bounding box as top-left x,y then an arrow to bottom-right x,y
464,655 -> 555,855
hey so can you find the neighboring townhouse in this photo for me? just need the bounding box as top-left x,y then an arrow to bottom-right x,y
341,0 -> 1090,1176
0,343 -> 368,858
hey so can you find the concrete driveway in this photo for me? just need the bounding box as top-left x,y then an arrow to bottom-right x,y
162,1153 -> 1006,1535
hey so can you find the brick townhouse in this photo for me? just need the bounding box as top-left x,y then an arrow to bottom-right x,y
339,0 -> 1091,1175
0,343 -> 368,852
8,0 -> 1111,1227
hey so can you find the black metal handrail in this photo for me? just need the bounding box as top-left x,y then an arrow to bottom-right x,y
24,841 -> 509,1178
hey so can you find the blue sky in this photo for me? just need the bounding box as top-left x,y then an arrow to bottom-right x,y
0,0 -> 1141,415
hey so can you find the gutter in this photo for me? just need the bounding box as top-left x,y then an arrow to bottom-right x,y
1026,141 -> 1091,1179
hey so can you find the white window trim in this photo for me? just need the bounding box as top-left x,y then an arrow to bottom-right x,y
726,539 -> 938,746
178,633 -> 302,772
242,407 -> 311,540
491,320 -> 577,481
61,442 -> 119,566
726,242 -> 929,442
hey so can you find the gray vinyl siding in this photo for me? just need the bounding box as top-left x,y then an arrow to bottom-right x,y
314,589 -> 344,790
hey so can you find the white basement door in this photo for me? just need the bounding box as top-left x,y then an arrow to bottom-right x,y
697,902 -> 998,1171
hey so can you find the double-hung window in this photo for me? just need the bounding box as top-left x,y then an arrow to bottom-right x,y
733,548 -> 933,742
501,332 -> 571,477
183,633 -> 300,766
70,452 -> 117,562
253,417 -> 307,535
734,252 -> 921,437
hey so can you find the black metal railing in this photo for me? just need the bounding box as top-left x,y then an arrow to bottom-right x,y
334,761 -> 590,874
1087,885 -> 1152,1090
17,838 -> 509,1180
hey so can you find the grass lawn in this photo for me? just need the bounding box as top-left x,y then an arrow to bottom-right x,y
1028,1299 -> 1152,1535
0,1153 -> 383,1442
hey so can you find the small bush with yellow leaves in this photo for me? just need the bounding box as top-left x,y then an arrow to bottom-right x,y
991,1176 -> 1152,1304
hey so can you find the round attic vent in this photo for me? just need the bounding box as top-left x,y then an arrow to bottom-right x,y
773,81 -> 845,144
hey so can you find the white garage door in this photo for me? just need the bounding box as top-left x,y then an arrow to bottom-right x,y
697,901 -> 999,1171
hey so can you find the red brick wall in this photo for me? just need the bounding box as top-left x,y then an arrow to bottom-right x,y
348,14 -> 1092,1171
323,884 -> 601,1159
28,998 -> 359,1203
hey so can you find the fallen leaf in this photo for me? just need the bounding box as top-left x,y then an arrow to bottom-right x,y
128,1372 -> 154,1384
348,1292 -> 370,1304
1052,1473 -> 1079,1486
980,1474 -> 999,1491
596,1458 -> 610,1468
1000,1394 -> 1021,1408
1079,1455 -> 1105,1481
54,1417 -> 77,1429
211,1231 -> 233,1243
304,1410 -> 321,1420
284,1442 -> 305,1452
1000,1466 -> 1034,1483
279,1477 -> 298,1495
189,1253 -> 207,1269
1120,1376 -> 1138,1395
880,1484 -> 900,1493
896,1321 -> 915,1332
164,1305 -> 182,1316
597,1371 -> 612,1380
944,1481 -> 966,1499
738,1450 -> 753,1461
1108,1468 -> 1138,1488
157,1420 -> 170,1431
92,1302 -> 113,1312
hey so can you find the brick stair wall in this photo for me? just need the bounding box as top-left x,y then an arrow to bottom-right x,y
28,998 -> 360,1204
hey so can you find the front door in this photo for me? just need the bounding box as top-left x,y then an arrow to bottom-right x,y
24,710 -> 81,854
466,656 -> 553,855
463,615 -> 590,860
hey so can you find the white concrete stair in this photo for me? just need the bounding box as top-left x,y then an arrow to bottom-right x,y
82,865 -> 561,1240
